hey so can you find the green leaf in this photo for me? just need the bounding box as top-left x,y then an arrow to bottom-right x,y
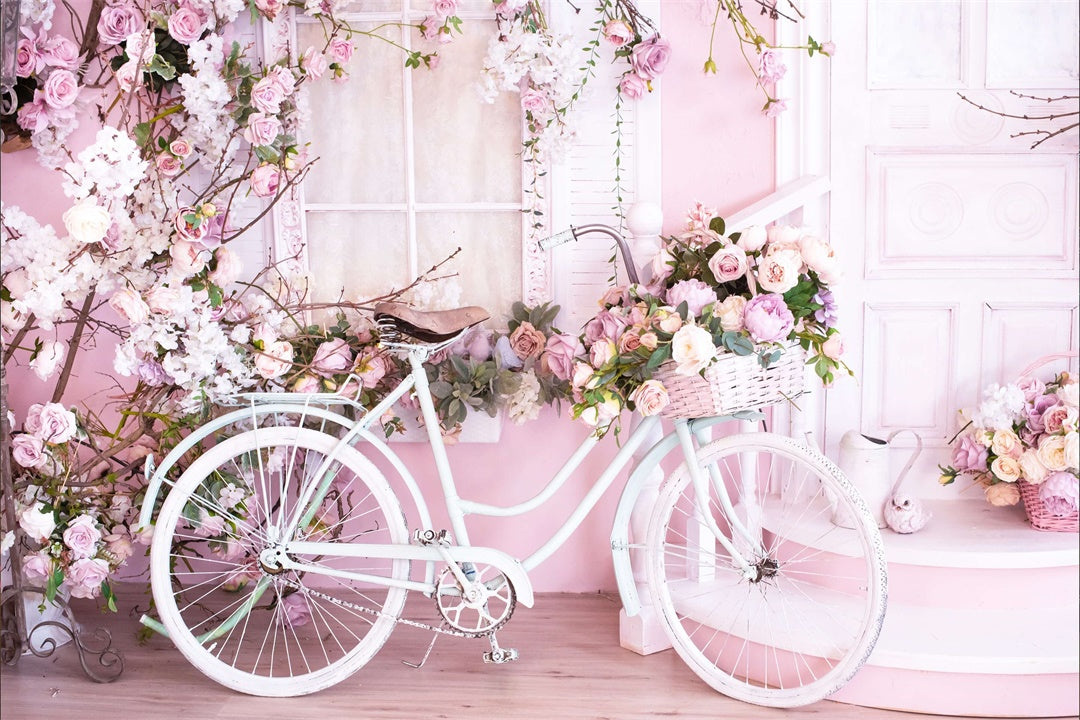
46,567 -> 64,604
722,332 -> 754,356
207,283 -> 223,308
646,344 -> 671,371
102,581 -> 118,612
708,216 -> 726,236
147,54 -> 177,81
133,121 -> 152,148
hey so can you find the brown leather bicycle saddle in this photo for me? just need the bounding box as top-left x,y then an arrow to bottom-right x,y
373,302 -> 490,343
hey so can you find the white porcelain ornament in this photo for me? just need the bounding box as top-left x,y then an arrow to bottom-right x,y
883,491 -> 931,534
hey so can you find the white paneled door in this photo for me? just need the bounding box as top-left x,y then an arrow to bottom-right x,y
827,0 -> 1080,497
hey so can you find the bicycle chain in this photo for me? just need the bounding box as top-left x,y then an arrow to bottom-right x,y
282,581 -> 481,640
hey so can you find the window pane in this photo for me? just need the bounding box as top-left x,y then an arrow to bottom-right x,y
306,212 -> 409,304
415,212 -> 522,318
412,22 -> 522,203
299,22 -> 407,204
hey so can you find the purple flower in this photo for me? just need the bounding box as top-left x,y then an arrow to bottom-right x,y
813,289 -> 838,327
279,593 -> 312,628
494,336 -> 523,370
630,35 -> 671,81
1039,471 -> 1079,517
138,360 -> 172,387
742,293 -> 794,343
758,49 -> 787,85
952,433 -> 988,472
665,279 -> 717,318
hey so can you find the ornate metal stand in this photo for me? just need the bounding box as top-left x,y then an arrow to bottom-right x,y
0,369 -> 124,682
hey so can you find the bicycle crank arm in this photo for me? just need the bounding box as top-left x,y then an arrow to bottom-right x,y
280,541 -> 536,607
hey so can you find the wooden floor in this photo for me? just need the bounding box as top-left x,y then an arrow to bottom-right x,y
0,587 -> 973,719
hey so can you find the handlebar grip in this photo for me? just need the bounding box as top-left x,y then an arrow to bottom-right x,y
538,228 -> 577,250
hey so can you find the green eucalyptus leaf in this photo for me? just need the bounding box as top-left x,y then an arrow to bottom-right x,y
708,216 -> 726,235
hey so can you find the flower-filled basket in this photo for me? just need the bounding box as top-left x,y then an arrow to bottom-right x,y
569,204 -> 848,429
940,352 -> 1079,533
654,342 -> 806,419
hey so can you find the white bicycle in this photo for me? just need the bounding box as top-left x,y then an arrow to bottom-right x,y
136,226 -> 886,706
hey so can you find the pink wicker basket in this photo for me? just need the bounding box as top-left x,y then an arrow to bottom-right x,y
653,343 -> 806,420
1016,352 -> 1079,533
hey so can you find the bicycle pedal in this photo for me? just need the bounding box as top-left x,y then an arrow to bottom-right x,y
482,647 -> 519,664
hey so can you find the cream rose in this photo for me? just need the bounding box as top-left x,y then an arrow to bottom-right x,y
798,234 -> 841,284
990,455 -> 1022,483
1065,431 -> 1078,470
671,325 -> 717,376
657,312 -> 683,334
767,224 -> 802,245
145,285 -> 181,314
1018,449 -> 1050,485
254,340 -> 294,379
1057,381 -> 1078,408
63,200 -> 112,244
1037,435 -> 1069,472
990,428 -> 1022,459
639,332 -> 658,350
109,287 -> 150,325
755,248 -> 802,294
715,295 -> 746,332
169,240 -> 209,276
821,333 -> 845,361
629,379 -> 670,417
736,225 -> 767,252
985,482 -> 1020,507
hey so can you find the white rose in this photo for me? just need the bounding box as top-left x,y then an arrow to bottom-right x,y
108,287 -> 150,325
1018,448 -> 1050,484
798,234 -> 842,284
990,455 -> 1022,483
715,295 -> 747,332
1037,435 -> 1069,472
1065,431 -> 1078,470
671,324 -> 717,376
11,434 -> 47,468
169,240 -> 209,276
208,246 -> 243,287
736,225 -> 767,252
18,502 -> 57,543
145,285 -> 181,314
254,340 -> 293,379
63,200 -> 112,244
767,224 -> 801,245
29,340 -> 66,381
1058,382 -> 1079,409
756,248 -> 802,294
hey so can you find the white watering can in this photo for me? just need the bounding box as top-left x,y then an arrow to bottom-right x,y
832,429 -> 923,529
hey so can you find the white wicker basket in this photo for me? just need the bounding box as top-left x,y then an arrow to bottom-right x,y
654,343 -> 806,419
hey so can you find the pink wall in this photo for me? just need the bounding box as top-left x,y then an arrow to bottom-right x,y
0,7 -> 773,592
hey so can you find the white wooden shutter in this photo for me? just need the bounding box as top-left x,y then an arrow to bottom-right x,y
547,1 -> 662,334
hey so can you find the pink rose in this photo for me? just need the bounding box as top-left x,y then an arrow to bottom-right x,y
22,552 -> 54,583
250,77 -> 287,114
420,16 -> 446,42
42,36 -> 80,69
603,19 -> 634,47
43,69 -> 80,109
104,530 -> 134,564
292,374 -> 321,393
254,340 -> 294,379
431,0 -> 457,18
584,309 -> 630,344
208,246 -> 243,286
629,379 -> 670,417
15,38 -> 39,77
169,239 -> 209,275
66,557 -> 110,599
29,340 -> 65,381
619,72 -> 647,100
311,338 -> 353,377
16,95 -> 49,133
169,138 -> 193,158
952,433 -> 988,472
821,41 -> 836,56
109,287 -> 150,325
589,339 -> 616,368
249,163 -> 281,197
279,592 -> 312,628
1042,404 -> 1071,434
520,88 -> 549,117
543,333 -> 582,382
301,47 -> 328,78
821,332 -> 844,360
666,279 -> 717,318
12,434 -> 47,468
329,38 -> 355,65
243,112 -> 282,147
742,293 -> 794,343
97,4 -> 141,46
33,402 -> 78,444
630,34 -> 671,81
764,98 -> 788,117
63,515 -> 102,559
617,330 -> 642,354
354,350 -> 391,388
254,0 -> 285,19
168,5 -> 205,45
156,152 -> 183,177
707,245 -> 748,283
799,234 -> 841,284
193,510 -> 226,538
758,49 -> 787,84
146,285 -> 181,314
113,60 -> 139,92
509,322 -> 547,360
737,225 -> 768,253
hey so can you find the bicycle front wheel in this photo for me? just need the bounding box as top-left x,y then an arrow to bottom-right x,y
150,426 -> 409,696
646,432 -> 887,707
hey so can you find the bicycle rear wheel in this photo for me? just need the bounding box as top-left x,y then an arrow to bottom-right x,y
150,426 -> 409,696
646,432 -> 887,707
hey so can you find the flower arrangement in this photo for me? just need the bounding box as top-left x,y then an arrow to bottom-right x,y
939,371 -> 1079,518
569,203 -> 847,430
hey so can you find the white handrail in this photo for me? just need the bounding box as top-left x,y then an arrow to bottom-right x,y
725,175 -> 831,231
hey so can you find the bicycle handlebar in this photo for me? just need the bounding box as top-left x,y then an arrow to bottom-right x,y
539,224 -> 641,285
